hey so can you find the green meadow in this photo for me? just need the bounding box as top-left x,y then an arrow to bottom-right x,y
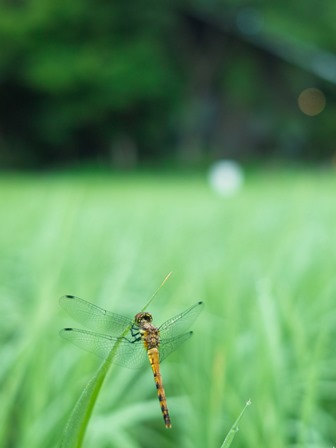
1,168 -> 336,448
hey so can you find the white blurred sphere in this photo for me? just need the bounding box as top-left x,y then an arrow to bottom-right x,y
208,160 -> 244,196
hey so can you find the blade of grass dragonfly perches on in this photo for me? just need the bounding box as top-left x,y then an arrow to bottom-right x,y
220,400 -> 252,448
59,273 -> 173,448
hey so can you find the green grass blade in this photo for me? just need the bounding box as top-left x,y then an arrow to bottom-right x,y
60,333 -> 128,447
59,360 -> 109,448
220,400 -> 252,448
141,271 -> 172,311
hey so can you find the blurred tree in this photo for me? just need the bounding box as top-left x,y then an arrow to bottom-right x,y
174,2 -> 336,162
0,0 -> 336,167
0,0 -> 181,167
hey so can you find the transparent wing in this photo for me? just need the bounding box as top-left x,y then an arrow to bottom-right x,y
60,328 -> 148,369
159,301 -> 204,340
159,331 -> 193,363
59,295 -> 133,336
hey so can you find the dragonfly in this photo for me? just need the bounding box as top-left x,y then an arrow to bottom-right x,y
59,294 -> 204,428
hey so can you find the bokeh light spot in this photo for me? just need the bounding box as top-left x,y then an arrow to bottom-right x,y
208,160 -> 244,196
298,88 -> 326,116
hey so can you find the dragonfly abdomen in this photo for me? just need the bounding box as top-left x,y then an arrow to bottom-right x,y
147,347 -> 172,429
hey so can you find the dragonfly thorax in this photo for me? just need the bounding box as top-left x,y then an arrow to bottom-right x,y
143,326 -> 160,350
134,313 -> 160,350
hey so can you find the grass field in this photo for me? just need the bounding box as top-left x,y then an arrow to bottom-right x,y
1,167 -> 336,448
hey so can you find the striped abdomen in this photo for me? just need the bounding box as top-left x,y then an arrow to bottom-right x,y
147,347 -> 172,428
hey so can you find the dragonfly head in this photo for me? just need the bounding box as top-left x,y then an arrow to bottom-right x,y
135,312 -> 153,326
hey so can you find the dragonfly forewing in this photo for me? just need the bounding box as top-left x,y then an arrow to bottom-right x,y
59,295 -> 133,336
60,328 -> 148,369
159,301 -> 204,340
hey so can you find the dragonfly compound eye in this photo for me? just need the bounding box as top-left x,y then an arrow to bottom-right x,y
135,312 -> 153,324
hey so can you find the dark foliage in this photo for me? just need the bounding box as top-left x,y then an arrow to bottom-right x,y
0,0 -> 335,168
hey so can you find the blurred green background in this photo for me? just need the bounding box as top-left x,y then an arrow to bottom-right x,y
1,1 -> 336,448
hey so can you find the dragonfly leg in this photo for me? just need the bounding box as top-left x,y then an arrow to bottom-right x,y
130,325 -> 141,342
